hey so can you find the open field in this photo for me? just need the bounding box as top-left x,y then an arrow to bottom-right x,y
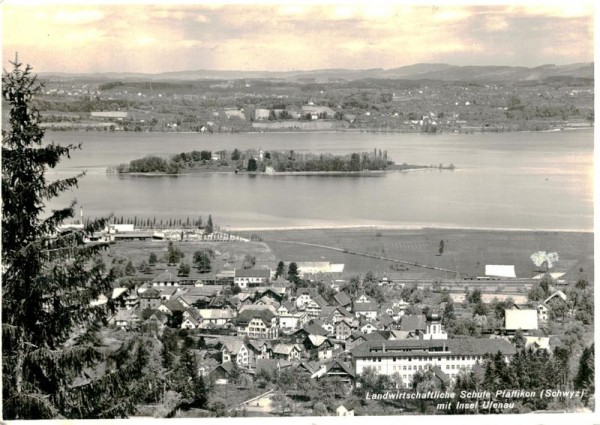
258,228 -> 593,281
104,239 -> 277,280
102,228 -> 593,284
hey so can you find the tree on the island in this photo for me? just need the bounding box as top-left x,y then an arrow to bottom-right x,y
287,262 -> 299,283
232,284 -> 242,295
178,261 -> 191,277
2,59 -> 144,419
247,158 -> 258,171
275,260 -> 286,279
149,252 -> 158,265
231,148 -> 241,161
196,215 -> 203,229
349,152 -> 361,171
438,240 -> 445,255
193,250 -> 212,273
205,214 -> 214,234
243,254 -> 256,269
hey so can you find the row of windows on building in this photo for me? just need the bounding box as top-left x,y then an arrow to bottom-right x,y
389,363 -> 469,372
363,355 -> 484,363
249,326 -> 265,332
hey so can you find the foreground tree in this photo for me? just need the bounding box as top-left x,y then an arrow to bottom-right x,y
170,346 -> 208,410
574,343 -> 595,407
2,60 -> 142,418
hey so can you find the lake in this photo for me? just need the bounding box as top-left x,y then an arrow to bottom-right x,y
44,129 -> 593,231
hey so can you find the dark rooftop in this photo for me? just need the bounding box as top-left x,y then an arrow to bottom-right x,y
351,338 -> 517,358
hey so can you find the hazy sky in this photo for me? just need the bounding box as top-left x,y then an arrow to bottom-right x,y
3,2 -> 594,73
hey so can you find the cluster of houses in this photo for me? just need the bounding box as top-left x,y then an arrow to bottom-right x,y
97,262 -> 571,410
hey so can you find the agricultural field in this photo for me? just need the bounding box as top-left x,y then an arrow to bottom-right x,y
100,228 -> 593,284
259,228 -> 594,281
103,239 -> 277,281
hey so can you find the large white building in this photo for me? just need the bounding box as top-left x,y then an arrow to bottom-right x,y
504,309 -> 538,332
278,310 -> 309,331
485,265 -> 516,278
352,339 -> 516,388
234,268 -> 271,289
296,262 -> 345,277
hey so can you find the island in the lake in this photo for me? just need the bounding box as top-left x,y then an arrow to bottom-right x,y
108,148 -> 456,176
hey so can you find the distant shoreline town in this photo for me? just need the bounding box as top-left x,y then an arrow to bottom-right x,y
36,64 -> 593,134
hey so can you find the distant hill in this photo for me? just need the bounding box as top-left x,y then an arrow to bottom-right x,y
39,63 -> 593,83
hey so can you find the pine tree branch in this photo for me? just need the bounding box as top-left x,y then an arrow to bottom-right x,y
4,391 -> 60,419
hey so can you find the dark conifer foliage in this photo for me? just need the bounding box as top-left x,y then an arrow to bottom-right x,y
2,60 -> 142,419
574,343 -> 595,407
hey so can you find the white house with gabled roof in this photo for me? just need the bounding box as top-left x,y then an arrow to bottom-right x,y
234,268 -> 271,288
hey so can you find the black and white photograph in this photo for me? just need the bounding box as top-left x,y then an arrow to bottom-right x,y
1,1 -> 595,421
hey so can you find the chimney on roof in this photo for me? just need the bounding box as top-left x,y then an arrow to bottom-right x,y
382,342 -> 386,353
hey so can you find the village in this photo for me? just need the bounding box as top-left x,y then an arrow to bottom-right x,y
83,221 -> 594,417
36,68 -> 593,134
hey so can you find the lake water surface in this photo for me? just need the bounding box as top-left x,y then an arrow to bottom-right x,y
44,129 -> 593,231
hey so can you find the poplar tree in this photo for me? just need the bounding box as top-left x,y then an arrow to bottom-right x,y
205,214 -> 214,234
275,261 -> 285,279
2,60 -> 142,419
287,262 -> 299,284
